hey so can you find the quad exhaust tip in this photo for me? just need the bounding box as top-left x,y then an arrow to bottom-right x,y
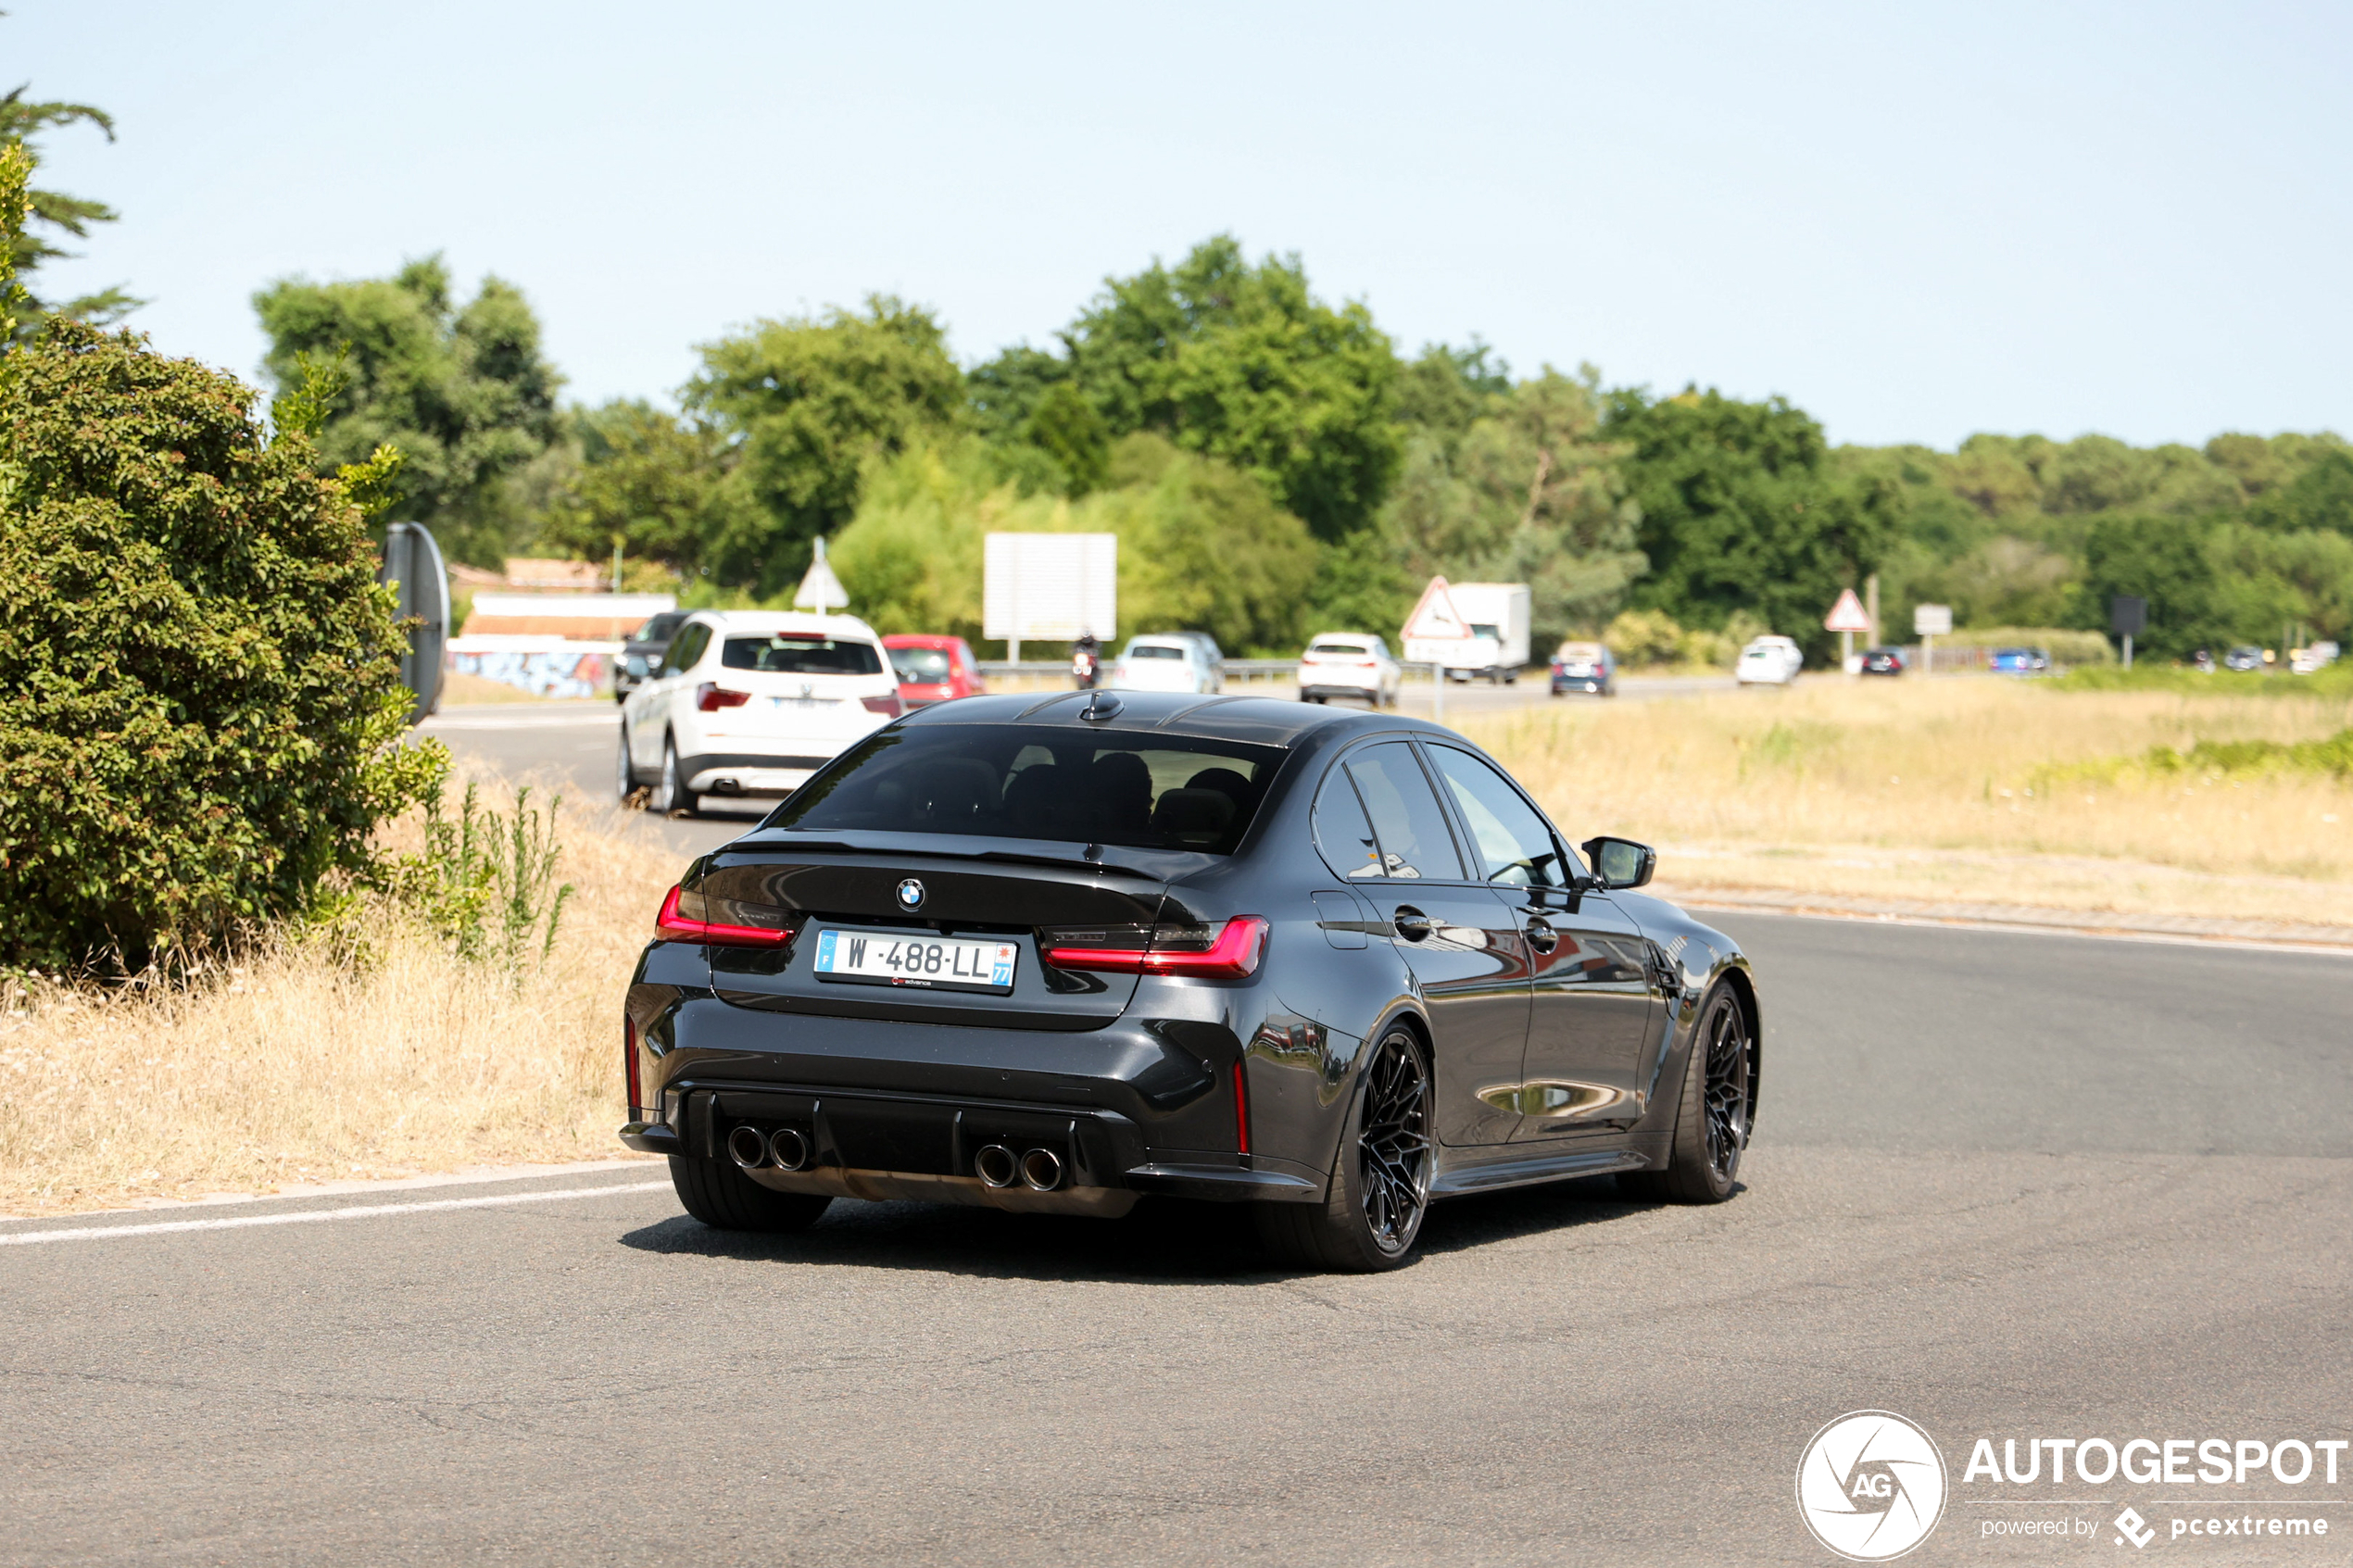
767,1127 -> 811,1172
975,1145 -> 1018,1189
1019,1148 -> 1063,1192
725,1124 -> 769,1171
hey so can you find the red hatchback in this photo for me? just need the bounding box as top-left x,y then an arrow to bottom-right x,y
883,634 -> 988,708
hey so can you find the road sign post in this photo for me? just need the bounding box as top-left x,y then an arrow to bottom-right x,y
1913,603 -> 1952,675
984,533 -> 1119,667
1826,587 -> 1872,675
1402,576 -> 1474,726
2110,595 -> 2146,671
793,536 -> 849,615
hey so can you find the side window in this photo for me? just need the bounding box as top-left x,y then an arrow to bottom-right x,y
662,623 -> 708,676
1312,771 -> 1383,882
1425,744 -> 1572,888
1342,742 -> 1466,881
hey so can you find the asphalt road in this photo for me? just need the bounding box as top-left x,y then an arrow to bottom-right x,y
5,916 -> 2348,1566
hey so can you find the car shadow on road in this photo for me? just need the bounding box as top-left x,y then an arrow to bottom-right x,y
615,1174 -> 1670,1284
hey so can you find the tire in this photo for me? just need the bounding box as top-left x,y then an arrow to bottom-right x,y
652,734 -> 698,817
668,1155 -> 833,1233
614,723 -> 635,803
1622,984 -> 1755,1204
1257,1025 -> 1434,1273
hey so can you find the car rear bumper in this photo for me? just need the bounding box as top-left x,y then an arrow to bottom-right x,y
624,996 -> 1324,1211
681,748 -> 843,797
1299,679 -> 1380,698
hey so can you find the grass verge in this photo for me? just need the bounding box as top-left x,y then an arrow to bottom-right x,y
0,783 -> 675,1217
1469,676 -> 2353,927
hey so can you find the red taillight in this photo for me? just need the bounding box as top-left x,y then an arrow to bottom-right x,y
1042,916 -> 1269,979
1233,1060 -> 1251,1154
653,884 -> 793,947
623,1015 -> 644,1112
862,694 -> 904,717
696,683 -> 750,713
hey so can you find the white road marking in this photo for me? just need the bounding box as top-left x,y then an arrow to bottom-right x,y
0,1181 -> 670,1247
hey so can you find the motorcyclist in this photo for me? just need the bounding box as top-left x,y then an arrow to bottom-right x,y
1072,631 -> 1101,690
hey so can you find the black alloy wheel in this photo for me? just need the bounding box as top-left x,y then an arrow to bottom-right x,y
1258,1026 -> 1434,1273
614,725 -> 635,803
1623,984 -> 1753,1204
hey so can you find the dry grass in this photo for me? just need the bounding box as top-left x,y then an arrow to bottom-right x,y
1468,676 -> 2353,927
0,785 -> 677,1217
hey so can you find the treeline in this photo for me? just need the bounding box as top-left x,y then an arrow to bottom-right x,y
248,239 -> 2353,663
8,66 -> 2347,666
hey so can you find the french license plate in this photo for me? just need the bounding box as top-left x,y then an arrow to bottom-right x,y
769,696 -> 834,709
812,929 -> 1019,993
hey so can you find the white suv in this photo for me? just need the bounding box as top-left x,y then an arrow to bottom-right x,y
618,611 -> 900,813
1296,632 -> 1400,707
1735,634 -> 1805,687
1108,633 -> 1223,694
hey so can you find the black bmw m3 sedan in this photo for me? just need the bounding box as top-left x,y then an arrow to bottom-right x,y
619,689 -> 1760,1272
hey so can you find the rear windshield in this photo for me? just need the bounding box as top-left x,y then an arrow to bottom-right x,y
767,725 -> 1282,853
1556,643 -> 1603,659
1308,642 -> 1372,657
724,634 -> 885,675
890,647 -> 951,682
1127,644 -> 1186,660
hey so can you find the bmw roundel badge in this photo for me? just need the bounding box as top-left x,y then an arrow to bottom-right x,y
896,878 -> 925,911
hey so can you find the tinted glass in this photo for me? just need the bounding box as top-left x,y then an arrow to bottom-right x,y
634,612 -> 685,643
724,634 -> 885,675
1426,744 -> 1570,888
768,725 -> 1279,854
1312,771 -> 1383,881
660,623 -> 710,675
1309,642 -> 1372,658
890,647 -> 951,682
1128,645 -> 1185,660
1341,742 -> 1464,881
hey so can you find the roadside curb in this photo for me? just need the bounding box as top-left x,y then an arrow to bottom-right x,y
1666,884 -> 2353,955
0,1155 -> 661,1225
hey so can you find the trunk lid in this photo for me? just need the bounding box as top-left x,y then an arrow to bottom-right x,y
696,841 -> 1170,1031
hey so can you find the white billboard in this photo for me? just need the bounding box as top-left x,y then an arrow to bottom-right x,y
984,533 -> 1117,645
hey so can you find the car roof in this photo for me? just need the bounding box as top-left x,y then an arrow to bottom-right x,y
894,690 -> 1458,749
1125,633 -> 1198,649
688,609 -> 883,640
1308,632 -> 1384,646
881,633 -> 961,648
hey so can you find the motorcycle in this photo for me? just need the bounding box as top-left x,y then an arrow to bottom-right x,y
1072,646 -> 1099,689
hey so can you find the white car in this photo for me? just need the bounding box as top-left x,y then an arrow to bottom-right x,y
618,610 -> 901,814
1296,632 -> 1401,707
1735,634 -> 1805,687
1109,633 -> 1223,695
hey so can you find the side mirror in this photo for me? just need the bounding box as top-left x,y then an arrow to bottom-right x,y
1580,835 -> 1656,891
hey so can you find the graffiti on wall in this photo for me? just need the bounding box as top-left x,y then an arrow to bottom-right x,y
451,648 -> 609,700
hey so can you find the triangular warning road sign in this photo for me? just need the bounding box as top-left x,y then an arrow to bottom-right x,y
1403,576 -> 1470,640
795,536 -> 849,613
1824,587 -> 1871,634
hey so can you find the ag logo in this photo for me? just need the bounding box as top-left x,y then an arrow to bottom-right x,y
895,878 -> 925,911
1795,1411 -> 1947,1561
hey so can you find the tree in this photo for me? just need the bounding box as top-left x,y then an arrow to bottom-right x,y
1,83 -> 140,335
0,146 -> 437,969
535,399 -> 737,576
1381,366 -> 1644,649
685,295 -> 964,596
1607,387 -> 1899,659
2248,449 -> 2353,537
974,236 -> 1403,542
253,256 -> 563,567
830,434 -> 1319,654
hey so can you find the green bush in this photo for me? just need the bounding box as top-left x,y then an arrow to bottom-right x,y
1935,627 -> 2115,666
0,320 -> 442,972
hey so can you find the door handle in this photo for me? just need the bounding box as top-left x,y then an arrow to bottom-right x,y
1523,917 -> 1558,954
1392,906 -> 1432,942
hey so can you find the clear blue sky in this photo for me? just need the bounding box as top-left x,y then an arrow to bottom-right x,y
12,0 -> 2348,448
